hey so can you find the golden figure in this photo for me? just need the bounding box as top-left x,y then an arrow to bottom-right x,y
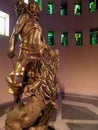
5,0 -> 59,130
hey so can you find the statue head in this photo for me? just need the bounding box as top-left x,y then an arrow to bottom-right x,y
15,0 -> 40,20
28,0 -> 40,20
15,0 -> 28,16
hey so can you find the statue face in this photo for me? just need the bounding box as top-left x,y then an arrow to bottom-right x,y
29,0 -> 40,14
29,3 -> 37,13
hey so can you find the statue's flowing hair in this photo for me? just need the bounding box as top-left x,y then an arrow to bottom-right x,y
15,0 -> 28,16
15,0 -> 40,20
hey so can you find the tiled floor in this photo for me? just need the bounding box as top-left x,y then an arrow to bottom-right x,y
0,94 -> 98,130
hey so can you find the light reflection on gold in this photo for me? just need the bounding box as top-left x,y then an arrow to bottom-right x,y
8,88 -> 14,94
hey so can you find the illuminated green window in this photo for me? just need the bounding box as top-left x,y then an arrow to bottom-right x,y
0,11 -> 9,36
60,3 -> 67,16
89,0 -> 97,12
74,3 -> 82,15
75,32 -> 82,46
35,0 -> 42,10
61,32 -> 68,45
48,31 -> 54,45
35,0 -> 39,2
48,3 -> 54,14
90,30 -> 98,45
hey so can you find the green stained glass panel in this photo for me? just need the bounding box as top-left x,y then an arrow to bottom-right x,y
48,3 -> 54,14
75,32 -> 83,46
60,3 -> 67,16
48,31 -> 54,45
61,32 -> 68,45
89,0 -> 96,12
90,30 -> 98,45
74,3 -> 81,15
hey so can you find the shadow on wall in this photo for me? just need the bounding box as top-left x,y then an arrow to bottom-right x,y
56,77 -> 65,99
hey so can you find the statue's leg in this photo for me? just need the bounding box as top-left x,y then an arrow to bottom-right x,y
5,91 -> 50,130
5,120 -> 22,130
20,93 -> 48,128
28,125 -> 47,130
5,103 -> 24,130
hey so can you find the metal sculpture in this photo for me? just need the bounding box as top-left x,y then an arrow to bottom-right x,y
5,0 -> 59,130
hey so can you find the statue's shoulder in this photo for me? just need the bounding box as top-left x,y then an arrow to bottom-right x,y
17,13 -> 29,24
33,21 -> 42,30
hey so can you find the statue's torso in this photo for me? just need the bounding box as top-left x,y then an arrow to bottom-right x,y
19,15 -> 45,53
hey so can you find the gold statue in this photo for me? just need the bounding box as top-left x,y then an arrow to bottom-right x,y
5,0 -> 59,130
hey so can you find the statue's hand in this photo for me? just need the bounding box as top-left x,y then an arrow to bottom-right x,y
7,50 -> 15,59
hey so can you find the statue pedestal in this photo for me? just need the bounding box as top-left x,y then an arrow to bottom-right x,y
0,114 -> 56,130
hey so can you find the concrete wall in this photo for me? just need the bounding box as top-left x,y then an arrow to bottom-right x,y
0,0 -> 98,104
40,0 -> 98,96
0,0 -> 17,103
